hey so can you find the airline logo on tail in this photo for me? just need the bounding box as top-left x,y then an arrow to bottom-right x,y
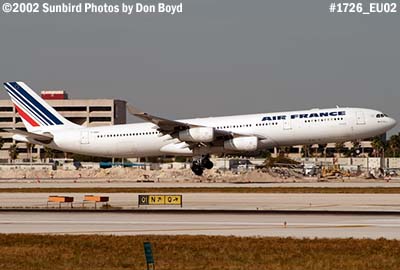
4,82 -> 64,127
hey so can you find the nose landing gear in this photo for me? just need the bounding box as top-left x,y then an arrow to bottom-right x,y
191,155 -> 214,176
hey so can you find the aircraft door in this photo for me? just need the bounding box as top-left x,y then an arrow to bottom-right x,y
356,111 -> 366,125
283,118 -> 292,130
80,131 -> 89,144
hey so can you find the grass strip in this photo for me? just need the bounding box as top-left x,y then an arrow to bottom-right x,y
0,234 -> 399,270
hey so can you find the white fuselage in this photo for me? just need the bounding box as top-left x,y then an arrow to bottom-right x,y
46,107 -> 396,157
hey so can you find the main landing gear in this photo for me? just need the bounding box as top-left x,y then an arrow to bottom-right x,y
191,155 -> 214,176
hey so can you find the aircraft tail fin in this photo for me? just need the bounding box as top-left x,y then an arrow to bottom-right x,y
3,82 -> 79,132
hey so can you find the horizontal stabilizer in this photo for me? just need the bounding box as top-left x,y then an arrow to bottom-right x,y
3,129 -> 53,144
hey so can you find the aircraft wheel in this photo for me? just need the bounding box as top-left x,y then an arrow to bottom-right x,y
203,160 -> 213,170
191,165 -> 204,176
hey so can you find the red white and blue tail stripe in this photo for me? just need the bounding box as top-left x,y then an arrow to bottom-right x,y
4,82 -> 78,131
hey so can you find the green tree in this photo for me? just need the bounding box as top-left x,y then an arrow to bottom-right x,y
351,140 -> 361,149
259,150 -> 271,159
301,145 -> 312,158
319,143 -> 328,158
25,142 -> 34,163
0,136 -> 4,152
43,146 -> 55,160
335,142 -> 345,157
8,143 -> 19,162
278,147 -> 290,157
388,134 -> 400,157
371,136 -> 386,157
346,140 -> 361,157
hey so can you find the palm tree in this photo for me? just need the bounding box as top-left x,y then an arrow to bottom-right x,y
43,146 -> 55,161
320,143 -> 328,158
312,144 -> 319,157
388,134 -> 400,157
25,142 -> 34,164
335,142 -> 345,157
301,145 -> 312,158
8,143 -> 19,163
0,136 -> 4,152
349,140 -> 361,157
371,136 -> 386,157
278,146 -> 290,157
351,140 -> 360,149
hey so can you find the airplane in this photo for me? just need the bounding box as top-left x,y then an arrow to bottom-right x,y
2,81 -> 397,175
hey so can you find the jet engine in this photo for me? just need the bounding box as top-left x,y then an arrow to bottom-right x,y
224,136 -> 258,151
179,127 -> 215,142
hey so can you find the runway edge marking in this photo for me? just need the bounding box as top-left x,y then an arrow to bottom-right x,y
1,208 -> 400,216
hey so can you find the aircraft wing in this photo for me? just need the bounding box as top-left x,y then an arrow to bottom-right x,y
127,104 -> 264,146
127,104 -> 198,132
2,129 -> 53,144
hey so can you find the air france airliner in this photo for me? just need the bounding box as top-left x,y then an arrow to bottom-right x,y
3,82 -> 397,175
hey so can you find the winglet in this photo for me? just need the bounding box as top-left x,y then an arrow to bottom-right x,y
126,104 -> 160,124
126,104 -> 144,116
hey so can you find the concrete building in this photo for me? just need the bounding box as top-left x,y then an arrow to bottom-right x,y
0,91 -> 126,161
275,141 -> 373,158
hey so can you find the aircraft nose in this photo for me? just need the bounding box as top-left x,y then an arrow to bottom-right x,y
388,117 -> 397,129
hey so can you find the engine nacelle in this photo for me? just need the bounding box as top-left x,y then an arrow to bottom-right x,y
224,136 -> 258,151
179,127 -> 215,142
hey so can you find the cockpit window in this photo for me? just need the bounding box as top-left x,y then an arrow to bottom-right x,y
376,114 -> 386,118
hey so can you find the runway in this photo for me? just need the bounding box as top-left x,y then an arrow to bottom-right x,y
1,211 -> 400,239
1,192 -> 400,212
2,182 -> 400,239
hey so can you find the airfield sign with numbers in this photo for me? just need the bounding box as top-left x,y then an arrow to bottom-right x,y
138,195 -> 182,207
